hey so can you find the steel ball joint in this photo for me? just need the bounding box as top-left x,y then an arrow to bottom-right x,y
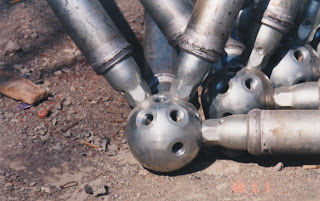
202,67 -> 274,119
126,93 -> 202,172
270,44 -> 320,88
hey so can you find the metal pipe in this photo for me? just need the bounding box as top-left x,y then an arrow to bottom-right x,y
47,0 -> 150,108
247,0 -> 302,70
171,0 -> 245,101
298,0 -> 320,43
274,80 -> 320,109
139,0 -> 194,47
143,12 -> 178,94
203,109 -> 320,155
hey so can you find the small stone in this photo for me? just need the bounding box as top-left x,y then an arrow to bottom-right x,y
54,102 -> 62,110
29,182 -> 37,186
30,32 -> 38,39
64,130 -> 72,138
54,70 -> 62,76
84,184 -> 93,194
70,86 -> 76,92
108,144 -> 118,152
37,109 -> 49,119
40,134 -> 49,141
62,68 -> 73,73
52,143 -> 62,151
13,64 -> 23,70
4,41 -> 20,55
274,162 -> 284,171
40,186 -> 51,193
94,185 -> 108,197
90,100 -> 98,104
62,48 -> 76,54
63,100 -> 71,106
10,119 -> 19,123
5,183 -> 13,188
100,139 -> 108,151
52,119 -> 57,126
138,170 -> 148,176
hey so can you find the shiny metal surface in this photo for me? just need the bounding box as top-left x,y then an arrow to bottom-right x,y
203,109 -> 320,155
247,25 -> 283,70
126,93 -> 202,172
143,13 -> 178,94
104,57 -> 151,107
202,67 -> 274,119
202,115 -> 247,150
298,0 -> 320,43
171,0 -> 244,101
247,109 -> 320,155
139,0 -> 193,47
47,0 -> 131,74
47,0 -> 151,108
170,52 -> 212,101
180,0 -> 245,62
247,0 -> 302,70
262,0 -> 301,34
274,80 -> 320,109
270,44 -> 320,88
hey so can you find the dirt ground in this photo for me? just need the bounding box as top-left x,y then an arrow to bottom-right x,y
1,0 -> 320,200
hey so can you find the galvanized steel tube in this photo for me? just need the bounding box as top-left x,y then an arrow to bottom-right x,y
143,13 -> 178,93
247,0 -> 302,70
171,0 -> 245,101
139,0 -> 194,47
47,0 -> 150,107
203,109 -> 320,155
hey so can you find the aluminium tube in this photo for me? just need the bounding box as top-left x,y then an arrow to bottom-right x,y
170,0 -> 245,101
143,12 -> 178,94
139,0 -> 194,47
202,109 -> 320,155
274,79 -> 320,109
47,0 -> 150,108
298,0 -> 320,43
247,0 -> 302,70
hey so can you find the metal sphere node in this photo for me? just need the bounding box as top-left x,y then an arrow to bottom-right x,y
126,93 -> 202,172
202,67 -> 274,118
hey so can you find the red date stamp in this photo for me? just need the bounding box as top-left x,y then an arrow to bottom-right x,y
232,181 -> 271,194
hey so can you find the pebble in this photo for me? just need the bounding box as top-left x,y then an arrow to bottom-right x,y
4,41 -> 20,55
29,182 -> 37,186
5,183 -> 13,188
54,102 -> 62,110
101,139 -> 108,151
63,100 -> 71,106
52,143 -> 62,151
13,64 -> 23,70
64,130 -> 72,138
54,70 -> 62,76
40,134 -> 49,141
30,32 -> 38,39
40,186 -> 51,193
274,162 -> 284,171
107,145 -> 118,156
70,86 -> 76,92
37,109 -> 49,119
84,184 -> 93,194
